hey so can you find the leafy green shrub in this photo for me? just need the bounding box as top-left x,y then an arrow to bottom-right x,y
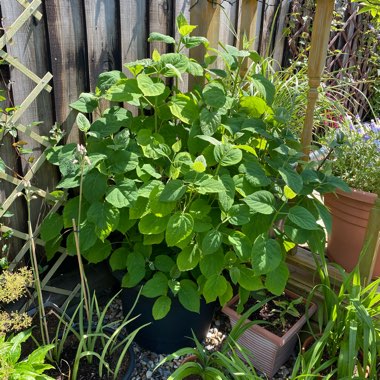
0,330 -> 54,380
42,14 -> 347,320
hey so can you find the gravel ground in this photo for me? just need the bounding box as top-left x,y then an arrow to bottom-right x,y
106,299 -> 296,380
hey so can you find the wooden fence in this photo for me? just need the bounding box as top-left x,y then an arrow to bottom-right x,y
0,0 -> 378,262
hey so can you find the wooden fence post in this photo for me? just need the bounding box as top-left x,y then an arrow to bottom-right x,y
301,0 -> 335,157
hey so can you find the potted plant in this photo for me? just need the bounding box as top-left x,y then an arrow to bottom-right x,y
293,261 -> 380,379
321,115 -> 380,276
155,299 -> 270,380
222,290 -> 317,378
41,14 -> 346,353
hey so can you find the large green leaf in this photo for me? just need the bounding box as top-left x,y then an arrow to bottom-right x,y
97,70 -> 126,93
83,170 -> 108,203
106,79 -> 142,104
239,161 -> 271,187
214,144 -> 243,166
154,255 -> 175,273
161,53 -> 189,75
82,238 -> 112,263
70,92 -> 98,113
166,212 -> 194,247
87,202 -> 120,241
314,200 -> 333,234
160,180 -> 187,202
227,204 -> 250,225
62,196 -> 86,228
251,74 -> 275,106
122,252 -> 146,287
240,96 -> 268,118
40,213 -> 63,242
237,267 -> 263,291
199,108 -> 221,136
152,296 -> 171,320
288,206 -> 320,230
142,272 -> 168,298
189,199 -> 211,219
218,174 -> 235,211
227,231 -> 251,260
195,177 -> 225,194
251,235 -> 282,275
178,279 -> 200,313
76,113 -> 91,132
177,245 -> 200,271
201,229 -> 222,255
278,167 -> 303,194
202,81 -> 226,108
183,36 -> 208,49
200,250 -> 224,277
203,275 -> 227,303
265,262 -> 289,295
137,74 -> 165,96
109,247 -> 128,271
105,180 -> 138,208
148,32 -> 175,44
243,190 -> 275,214
169,94 -> 199,124
107,151 -> 139,174
139,213 -> 170,235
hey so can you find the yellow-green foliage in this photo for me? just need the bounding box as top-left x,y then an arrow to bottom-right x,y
0,267 -> 33,334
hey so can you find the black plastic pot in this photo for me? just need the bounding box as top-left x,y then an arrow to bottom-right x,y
120,285 -> 216,354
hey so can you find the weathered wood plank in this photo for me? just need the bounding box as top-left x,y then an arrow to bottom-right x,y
84,0 -> 120,93
119,0 -> 147,67
1,0 -> 58,224
237,0 -> 258,50
149,0 -> 173,55
218,0 -> 237,48
259,0 -> 278,57
45,0 -> 88,144
273,0 -> 291,69
0,74 -> 27,259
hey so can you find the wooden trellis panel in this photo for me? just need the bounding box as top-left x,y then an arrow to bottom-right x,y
0,0 -> 71,304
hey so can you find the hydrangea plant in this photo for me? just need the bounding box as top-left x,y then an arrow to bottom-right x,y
41,15 -> 347,320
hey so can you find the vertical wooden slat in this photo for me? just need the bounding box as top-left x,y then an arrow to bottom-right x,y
301,0 -> 335,157
253,0 -> 263,52
190,0 -> 221,63
120,0 -> 147,69
237,0 -> 258,50
149,0 -> 173,55
45,0 -> 88,144
272,0 -> 291,69
83,0 -> 120,93
218,0 -> 238,47
0,77 -> 27,258
1,0 -> 58,222
259,0 -> 278,58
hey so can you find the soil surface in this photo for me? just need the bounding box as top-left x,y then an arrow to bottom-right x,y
23,308 -> 131,380
240,294 -> 306,336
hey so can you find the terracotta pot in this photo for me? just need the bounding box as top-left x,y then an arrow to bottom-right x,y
222,290 -> 317,378
324,188 -> 380,277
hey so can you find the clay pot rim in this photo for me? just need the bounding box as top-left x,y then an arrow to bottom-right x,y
331,188 -> 378,204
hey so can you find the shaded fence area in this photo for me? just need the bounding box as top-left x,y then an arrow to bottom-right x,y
0,0 -> 378,263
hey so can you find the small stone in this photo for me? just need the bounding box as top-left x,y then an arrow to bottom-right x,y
146,370 -> 153,378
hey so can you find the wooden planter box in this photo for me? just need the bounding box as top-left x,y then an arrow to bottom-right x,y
222,290 -> 317,378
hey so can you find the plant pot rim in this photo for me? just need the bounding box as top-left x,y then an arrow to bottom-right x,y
222,289 -> 317,347
328,188 -> 378,203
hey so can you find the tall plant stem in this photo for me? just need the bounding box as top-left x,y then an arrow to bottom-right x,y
26,192 -> 50,349
72,220 -> 90,323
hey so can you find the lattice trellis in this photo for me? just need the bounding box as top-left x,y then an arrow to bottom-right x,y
0,0 -> 74,307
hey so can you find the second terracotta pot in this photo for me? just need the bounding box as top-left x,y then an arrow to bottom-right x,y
324,188 -> 379,277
